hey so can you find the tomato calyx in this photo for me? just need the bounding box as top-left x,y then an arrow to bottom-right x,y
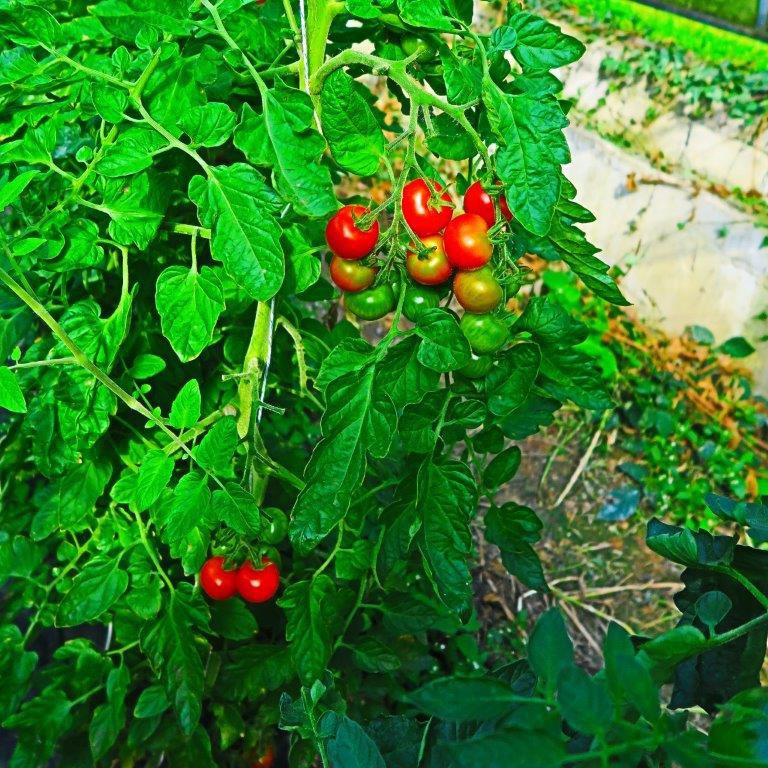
326,204 -> 380,261
237,558 -> 281,604
199,556 -> 238,601
464,180 -> 513,229
401,178 -> 453,238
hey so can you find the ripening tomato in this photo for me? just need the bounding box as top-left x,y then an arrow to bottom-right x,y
464,180 -> 513,228
406,235 -> 453,286
402,178 -> 453,237
325,205 -> 379,260
458,353 -> 494,379
403,285 -> 440,322
460,312 -> 509,354
252,746 -> 275,768
236,558 -> 281,603
330,255 -> 376,292
453,266 -> 503,313
262,508 -> 289,545
200,556 -> 238,601
443,213 -> 493,271
345,283 -> 396,321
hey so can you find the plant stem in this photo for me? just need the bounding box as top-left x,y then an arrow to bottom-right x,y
134,510 -> 175,592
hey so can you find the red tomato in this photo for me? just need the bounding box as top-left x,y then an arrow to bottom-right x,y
402,178 -> 453,237
236,558 -> 281,603
253,746 -> 275,768
443,213 -> 493,271
330,255 -> 376,292
464,181 -> 512,228
325,205 -> 379,260
453,266 -> 503,313
199,556 -> 237,601
406,235 -> 453,286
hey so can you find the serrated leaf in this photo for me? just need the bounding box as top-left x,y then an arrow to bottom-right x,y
180,102 -> 236,147
56,558 -> 129,626
169,380 -> 202,429
415,308 -> 471,372
135,449 -> 175,511
321,70 -> 384,176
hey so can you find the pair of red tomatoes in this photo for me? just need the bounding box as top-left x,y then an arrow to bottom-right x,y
199,556 -> 280,604
326,204 -> 380,293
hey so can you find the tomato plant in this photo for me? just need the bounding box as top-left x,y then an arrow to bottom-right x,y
0,1 -> 762,766
463,180 -> 513,227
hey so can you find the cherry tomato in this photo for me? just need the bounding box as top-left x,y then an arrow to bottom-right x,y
330,255 -> 376,292
458,353 -> 494,379
402,178 -> 453,237
464,180 -> 513,228
345,283 -> 396,321
443,213 -> 493,271
406,235 -> 453,286
199,556 -> 237,601
236,558 -> 281,604
262,508 -> 289,545
460,313 -> 509,354
403,285 -> 440,322
252,746 -> 275,768
453,266 -> 503,313
325,205 -> 379,260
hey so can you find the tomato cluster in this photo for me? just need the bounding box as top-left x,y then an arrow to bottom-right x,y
199,556 -> 280,603
326,180 -> 514,364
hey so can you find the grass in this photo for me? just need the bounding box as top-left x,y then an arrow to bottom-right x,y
546,0 -> 768,70
667,0 -> 757,27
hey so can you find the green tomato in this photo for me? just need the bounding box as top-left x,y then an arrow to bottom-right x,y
459,312 -> 509,354
402,34 -> 437,61
344,283 -> 396,321
403,285 -> 440,322
457,353 -> 494,379
262,508 -> 289,544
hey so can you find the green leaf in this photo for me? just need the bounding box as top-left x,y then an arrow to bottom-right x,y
557,666 -> 613,735
485,343 -> 540,416
0,626 -> 37,721
719,336 -> 756,358
209,598 -> 258,641
201,164 -> 285,300
134,685 -> 170,719
179,102 -> 236,147
31,460 -> 112,540
212,484 -> 261,536
0,366 -> 26,413
321,70 -> 385,176
56,557 -> 129,626
95,126 -> 165,177
709,688 -> 768,765
415,308 -> 472,372
445,730 -> 566,768
528,609 -> 573,693
426,113 -> 476,160
418,458 -> 477,612
258,86 -> 337,217
695,591 -> 732,635
375,336 -> 441,408
316,338 -> 375,391
135,449 -> 175,511
485,502 -> 546,591
407,677 -> 518,721
89,663 -> 129,760
484,446 -> 522,488
99,171 -> 167,249
646,518 -> 734,569
441,49 -> 483,103
325,715 -> 387,768
291,366 -> 396,554
158,471 -> 213,573
508,12 -> 585,72
155,265 -> 224,362
398,0 -> 453,30
127,353 -> 166,379
140,588 -> 209,735
169,380 -> 202,429
278,576 -> 337,685
0,169 -> 39,209
194,417 -> 239,475
488,26 -> 519,56
3,690 -> 72,767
